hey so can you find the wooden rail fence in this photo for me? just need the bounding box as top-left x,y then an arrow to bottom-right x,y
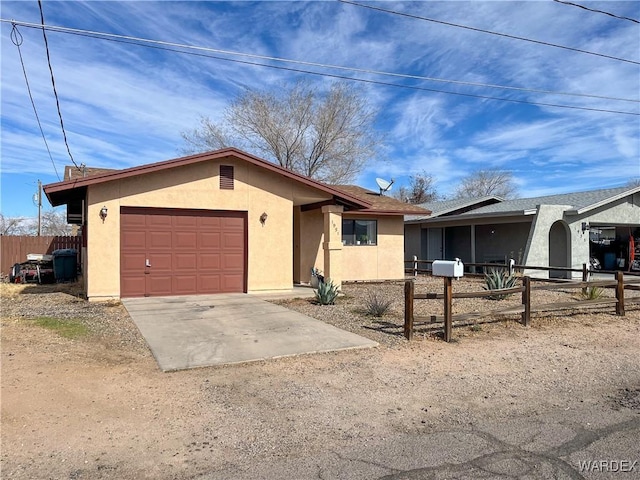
404,272 -> 640,342
0,235 -> 82,277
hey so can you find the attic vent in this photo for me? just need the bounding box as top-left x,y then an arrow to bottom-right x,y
220,165 -> 234,190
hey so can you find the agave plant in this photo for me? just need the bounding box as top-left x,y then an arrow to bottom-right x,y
314,278 -> 340,305
483,268 -> 518,300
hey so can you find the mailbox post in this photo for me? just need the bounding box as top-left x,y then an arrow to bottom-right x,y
432,259 -> 464,342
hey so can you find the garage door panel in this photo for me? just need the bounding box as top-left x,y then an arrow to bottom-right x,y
174,231 -> 198,248
122,231 -> 146,250
121,276 -> 146,297
199,232 -> 221,248
198,275 -> 221,293
222,231 -> 244,249
121,208 -> 246,297
148,231 -> 173,249
173,275 -> 198,295
121,253 -> 145,272
221,274 -> 244,292
174,215 -> 198,228
148,275 -> 173,296
174,253 -> 197,270
199,253 -> 221,269
199,216 -> 222,229
147,215 -> 172,227
222,253 -> 244,270
147,253 -> 172,271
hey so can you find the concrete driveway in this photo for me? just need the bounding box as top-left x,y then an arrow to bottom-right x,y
122,293 -> 377,371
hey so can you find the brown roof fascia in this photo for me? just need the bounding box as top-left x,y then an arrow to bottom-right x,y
44,148 -> 372,209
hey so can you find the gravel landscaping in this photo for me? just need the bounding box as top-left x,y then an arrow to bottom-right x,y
2,277 -> 639,480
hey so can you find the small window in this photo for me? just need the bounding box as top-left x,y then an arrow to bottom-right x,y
342,219 -> 377,246
220,165 -> 234,190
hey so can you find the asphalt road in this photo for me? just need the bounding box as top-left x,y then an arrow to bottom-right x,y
197,397 -> 640,480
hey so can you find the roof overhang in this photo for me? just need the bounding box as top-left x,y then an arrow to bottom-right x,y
43,148 -> 373,210
564,186 -> 640,215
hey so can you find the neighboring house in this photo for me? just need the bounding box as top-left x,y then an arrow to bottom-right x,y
44,148 -> 429,300
405,186 -> 640,278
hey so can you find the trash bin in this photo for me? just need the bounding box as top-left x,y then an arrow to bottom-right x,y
52,249 -> 78,282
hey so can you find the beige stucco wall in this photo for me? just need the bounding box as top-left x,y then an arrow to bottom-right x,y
85,159 -> 331,299
296,208 -> 325,284
342,215 -> 405,281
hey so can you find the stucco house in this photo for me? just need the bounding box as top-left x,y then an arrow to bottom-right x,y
405,186 -> 640,278
44,148 -> 428,300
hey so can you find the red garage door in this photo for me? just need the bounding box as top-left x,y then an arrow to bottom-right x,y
120,207 -> 247,297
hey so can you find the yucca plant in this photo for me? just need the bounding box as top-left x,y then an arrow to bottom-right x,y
363,291 -> 393,317
314,278 -> 340,305
483,268 -> 518,300
580,286 -> 603,300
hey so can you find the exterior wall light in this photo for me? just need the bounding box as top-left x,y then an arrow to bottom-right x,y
99,206 -> 108,222
259,212 -> 268,225
582,222 -> 590,232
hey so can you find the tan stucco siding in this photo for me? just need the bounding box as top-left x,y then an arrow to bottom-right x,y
342,216 -> 405,281
297,208 -> 325,284
85,159 -> 330,299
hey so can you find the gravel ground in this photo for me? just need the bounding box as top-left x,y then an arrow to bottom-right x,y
275,276 -> 640,346
2,277 -> 639,480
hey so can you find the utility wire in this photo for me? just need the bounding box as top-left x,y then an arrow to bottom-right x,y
338,0 -> 640,65
553,0 -> 639,24
3,17 -> 638,104
41,27 -> 639,116
10,23 -> 60,181
37,0 -> 80,171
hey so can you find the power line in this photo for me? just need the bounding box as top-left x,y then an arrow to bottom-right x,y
37,0 -> 80,171
10,23 -> 60,181
41,27 -> 640,116
3,17 -> 638,105
553,0 -> 639,24
338,0 -> 640,65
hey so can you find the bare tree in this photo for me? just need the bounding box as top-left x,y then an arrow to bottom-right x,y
626,177 -> 640,188
182,81 -> 382,184
394,171 -> 439,204
41,210 -> 72,236
453,169 -> 518,199
0,214 -> 32,235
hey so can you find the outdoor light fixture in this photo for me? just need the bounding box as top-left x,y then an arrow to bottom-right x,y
582,222 -> 590,232
260,212 -> 268,225
99,206 -> 108,222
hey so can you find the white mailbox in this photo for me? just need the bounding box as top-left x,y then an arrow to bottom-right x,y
432,259 -> 464,278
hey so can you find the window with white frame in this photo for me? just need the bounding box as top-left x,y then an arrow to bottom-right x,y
342,219 -> 377,245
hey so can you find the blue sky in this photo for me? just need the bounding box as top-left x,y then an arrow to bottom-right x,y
1,0 -> 639,219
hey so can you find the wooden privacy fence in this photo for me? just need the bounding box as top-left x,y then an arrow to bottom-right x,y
0,235 -> 82,277
404,272 -> 640,342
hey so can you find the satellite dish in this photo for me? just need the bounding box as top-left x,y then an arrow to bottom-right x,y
376,177 -> 394,195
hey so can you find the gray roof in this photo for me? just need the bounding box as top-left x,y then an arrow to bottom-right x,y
462,186 -> 639,217
406,196 -> 502,222
405,185 -> 640,223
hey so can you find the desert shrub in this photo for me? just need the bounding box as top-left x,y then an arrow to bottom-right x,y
314,279 -> 339,305
580,286 -> 604,300
483,269 -> 518,300
363,291 -> 392,317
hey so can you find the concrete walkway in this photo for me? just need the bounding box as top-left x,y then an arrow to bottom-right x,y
122,294 -> 377,371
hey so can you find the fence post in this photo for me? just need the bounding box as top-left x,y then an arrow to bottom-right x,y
443,276 -> 453,342
413,255 -> 418,277
616,271 -> 625,316
521,276 -> 531,326
404,280 -> 414,340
